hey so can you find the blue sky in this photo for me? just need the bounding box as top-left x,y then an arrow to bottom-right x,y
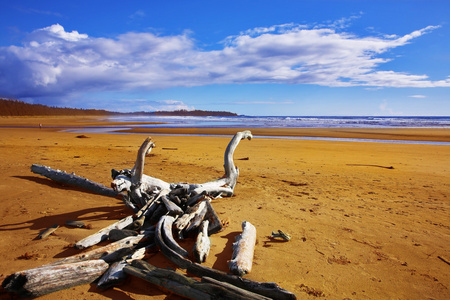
0,0 -> 449,116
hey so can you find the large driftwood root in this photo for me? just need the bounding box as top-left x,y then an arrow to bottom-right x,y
111,130 -> 253,210
3,131 -> 297,299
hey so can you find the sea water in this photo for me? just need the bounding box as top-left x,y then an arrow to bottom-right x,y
65,115 -> 450,145
106,115 -> 450,129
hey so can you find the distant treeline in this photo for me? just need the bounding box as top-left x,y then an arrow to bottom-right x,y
0,99 -> 112,116
0,99 -> 238,117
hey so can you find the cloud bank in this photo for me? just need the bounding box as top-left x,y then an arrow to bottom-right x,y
1,23 -> 449,101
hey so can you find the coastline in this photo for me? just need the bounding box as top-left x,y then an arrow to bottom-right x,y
0,117 -> 449,299
1,116 -> 449,142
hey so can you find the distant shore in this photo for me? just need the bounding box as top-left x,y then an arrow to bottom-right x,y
1,116 -> 449,142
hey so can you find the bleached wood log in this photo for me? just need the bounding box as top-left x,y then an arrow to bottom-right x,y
2,259 -> 109,297
193,220 -> 210,263
31,164 -> 118,197
44,235 -> 145,267
190,130 -> 253,195
74,215 -> 134,249
229,221 -> 257,276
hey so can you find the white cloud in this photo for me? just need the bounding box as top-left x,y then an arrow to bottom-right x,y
0,22 -> 449,103
409,94 -> 426,98
136,99 -> 194,112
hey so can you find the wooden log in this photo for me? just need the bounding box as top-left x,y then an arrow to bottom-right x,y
124,264 -> 212,300
2,259 -> 109,297
157,215 -> 189,258
185,204 -> 208,233
155,215 -> 296,300
97,247 -> 146,289
154,215 -> 191,269
204,199 -> 223,235
193,220 -> 210,263
125,261 -> 265,300
31,164 -> 118,197
187,263 -> 297,300
229,221 -> 257,276
65,220 -> 87,228
201,276 -> 271,300
44,235 -> 145,267
108,229 -> 139,241
149,202 -> 167,224
174,199 -> 207,239
161,193 -> 184,216
74,215 -> 134,249
38,224 -> 59,239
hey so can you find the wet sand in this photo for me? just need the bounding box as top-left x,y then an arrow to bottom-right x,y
0,117 -> 449,299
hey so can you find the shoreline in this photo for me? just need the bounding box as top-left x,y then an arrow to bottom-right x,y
1,116 -> 449,143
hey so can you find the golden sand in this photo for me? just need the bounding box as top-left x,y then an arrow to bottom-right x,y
0,117 -> 448,299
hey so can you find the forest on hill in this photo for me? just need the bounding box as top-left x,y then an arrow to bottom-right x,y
0,99 -> 112,116
0,99 -> 237,117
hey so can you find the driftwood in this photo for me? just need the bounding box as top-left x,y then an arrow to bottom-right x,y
97,246 -> 147,289
154,212 -> 296,300
229,221 -> 257,276
45,235 -> 145,267
194,220 -> 210,263
74,215 -> 134,249
174,199 -> 208,239
31,164 -> 118,197
2,259 -> 109,297
3,131 -> 298,299
111,130 -> 253,210
124,260 -> 268,300
38,224 -> 59,239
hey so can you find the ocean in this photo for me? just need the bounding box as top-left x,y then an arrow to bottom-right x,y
65,115 -> 450,145
105,115 -> 450,129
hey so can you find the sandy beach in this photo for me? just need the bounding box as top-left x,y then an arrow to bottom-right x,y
0,117 -> 449,299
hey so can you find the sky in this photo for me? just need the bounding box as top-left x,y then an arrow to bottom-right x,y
0,0 -> 449,116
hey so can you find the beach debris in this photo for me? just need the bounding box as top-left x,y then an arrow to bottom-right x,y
65,220 -> 86,228
38,224 -> 59,239
438,255 -> 450,265
3,131 -> 297,299
75,135 -> 89,138
346,164 -> 394,169
229,221 -> 257,276
270,230 -> 292,241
